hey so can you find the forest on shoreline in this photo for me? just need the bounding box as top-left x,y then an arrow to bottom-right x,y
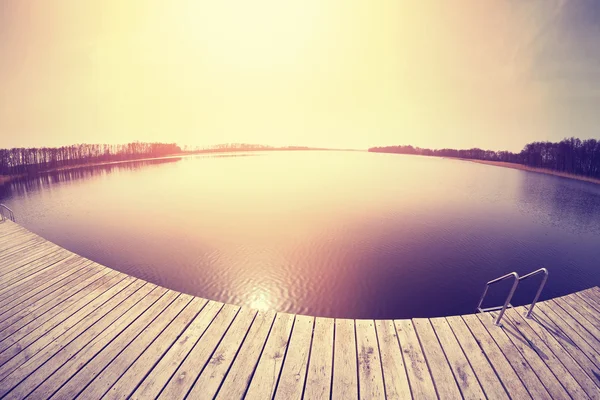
369,137 -> 600,180
0,142 -> 181,177
0,142 -> 322,180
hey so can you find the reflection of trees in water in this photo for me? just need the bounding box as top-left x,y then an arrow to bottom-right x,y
0,158 -> 181,200
517,173 -> 600,234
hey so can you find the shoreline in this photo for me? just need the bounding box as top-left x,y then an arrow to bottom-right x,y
0,148 -> 342,186
0,154 -> 185,186
5,151 -> 599,187
464,159 -> 600,185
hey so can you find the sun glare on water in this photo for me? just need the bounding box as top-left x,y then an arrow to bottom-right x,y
248,291 -> 273,312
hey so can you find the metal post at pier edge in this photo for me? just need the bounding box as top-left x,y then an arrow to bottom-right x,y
520,268 -> 549,318
0,204 -> 15,222
476,272 -> 520,326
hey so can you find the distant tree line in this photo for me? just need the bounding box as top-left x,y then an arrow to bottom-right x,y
0,142 -> 181,175
0,142 -> 323,176
183,143 -> 315,153
369,137 -> 600,179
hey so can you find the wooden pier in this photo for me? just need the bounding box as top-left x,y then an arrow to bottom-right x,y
0,219 -> 599,399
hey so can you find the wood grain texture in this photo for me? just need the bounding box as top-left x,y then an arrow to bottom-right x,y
394,319 -> 437,399
273,314 -> 314,400
429,317 -> 486,400
375,319 -> 411,400
331,318 -> 358,399
304,317 -> 335,400
245,313 -> 295,399
215,310 -> 276,400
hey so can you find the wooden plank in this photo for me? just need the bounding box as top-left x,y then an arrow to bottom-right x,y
0,221 -> 28,236
69,293 -> 192,399
561,293 -> 600,331
552,297 -> 600,341
537,301 -> 600,359
157,304 -> 240,400
576,290 -> 600,314
0,229 -> 39,245
0,229 -> 26,243
585,287 -> 600,304
413,318 -> 462,399
273,314 -> 314,400
516,306 -> 600,389
0,228 -> 34,243
19,286 -> 170,400
214,310 -> 277,400
0,237 -> 45,261
487,312 -> 576,400
0,282 -> 157,398
331,318 -> 358,399
0,243 -> 61,273
0,262 -> 106,331
187,307 -> 258,399
429,317 -> 487,399
0,221 -> 24,239
0,256 -> 91,315
0,247 -> 65,281
0,230 -> 41,244
103,298 -> 209,400
244,313 -> 294,399
459,314 -> 532,399
355,319 -> 385,399
0,253 -> 91,304
0,273 -> 128,371
0,234 -> 28,246
567,288 -> 600,312
0,230 -> 34,247
535,302 -> 600,368
374,320 -> 411,400
304,317 -> 335,400
0,250 -> 71,292
130,301 -> 224,399
473,313 -> 553,399
0,255 -> 90,311
0,266 -> 110,344
505,307 -> 600,398
394,319 -> 437,399
0,247 -> 66,283
445,316 -> 509,399
0,280 -> 147,384
0,241 -> 45,263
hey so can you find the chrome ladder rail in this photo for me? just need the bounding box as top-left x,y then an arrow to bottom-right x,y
520,268 -> 549,318
477,268 -> 549,326
476,272 -> 519,326
0,204 -> 15,222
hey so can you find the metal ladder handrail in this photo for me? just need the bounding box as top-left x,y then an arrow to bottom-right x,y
477,268 -> 549,326
0,204 -> 15,222
476,272 -> 519,326
519,268 -> 548,318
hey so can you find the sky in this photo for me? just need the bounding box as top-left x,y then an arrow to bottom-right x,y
1,0 -> 599,151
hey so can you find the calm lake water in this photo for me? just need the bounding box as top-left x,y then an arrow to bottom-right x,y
1,151 -> 599,319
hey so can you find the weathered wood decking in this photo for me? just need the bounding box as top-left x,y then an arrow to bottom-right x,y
0,219 -> 599,399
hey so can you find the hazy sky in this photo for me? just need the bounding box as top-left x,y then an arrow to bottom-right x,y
1,0 -> 599,150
